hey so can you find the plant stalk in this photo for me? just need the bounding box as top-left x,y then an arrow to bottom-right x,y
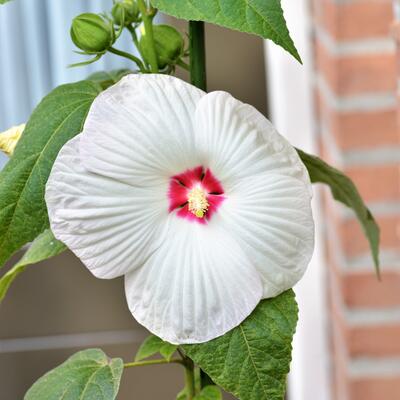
184,358 -> 196,400
124,358 -> 184,368
137,0 -> 159,73
127,25 -> 141,52
189,21 -> 207,91
108,47 -> 146,72
177,58 -> 190,71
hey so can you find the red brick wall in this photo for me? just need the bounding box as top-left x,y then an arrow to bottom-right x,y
312,0 -> 400,399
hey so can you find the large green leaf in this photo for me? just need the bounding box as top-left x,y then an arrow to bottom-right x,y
152,0 -> 301,62
0,0 -> 12,4
183,290 -> 298,400
0,229 -> 66,304
297,149 -> 380,276
135,335 -> 178,362
25,349 -> 123,400
0,80 -> 101,267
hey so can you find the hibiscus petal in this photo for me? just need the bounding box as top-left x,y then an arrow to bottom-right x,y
235,99 -> 312,193
80,74 -> 205,186
219,174 -> 314,298
124,218 -> 263,344
45,135 -> 170,279
194,91 -> 310,192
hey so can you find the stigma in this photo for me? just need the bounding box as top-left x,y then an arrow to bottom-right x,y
188,187 -> 209,218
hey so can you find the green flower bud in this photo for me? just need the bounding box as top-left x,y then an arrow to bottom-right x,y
112,0 -> 140,26
140,25 -> 185,69
71,13 -> 115,54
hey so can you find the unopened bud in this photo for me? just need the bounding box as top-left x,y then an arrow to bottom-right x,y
112,0 -> 140,26
71,13 -> 115,54
140,25 -> 184,69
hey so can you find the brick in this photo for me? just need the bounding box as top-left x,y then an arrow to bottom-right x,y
327,240 -> 400,308
342,271 -> 400,308
350,377 -> 400,400
348,324 -> 400,357
322,193 -> 400,259
343,164 -> 400,203
341,215 -> 400,258
328,255 -> 400,357
329,275 -> 400,358
313,0 -> 400,398
316,41 -> 397,96
314,0 -> 393,40
317,92 -> 399,150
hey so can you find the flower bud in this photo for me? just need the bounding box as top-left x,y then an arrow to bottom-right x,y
71,13 -> 115,54
0,124 -> 25,156
140,25 -> 184,69
112,0 -> 140,26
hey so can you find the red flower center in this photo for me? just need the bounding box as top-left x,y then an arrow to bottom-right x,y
168,166 -> 225,224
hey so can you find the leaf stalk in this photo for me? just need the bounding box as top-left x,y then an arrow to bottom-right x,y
124,358 -> 184,368
137,0 -> 159,73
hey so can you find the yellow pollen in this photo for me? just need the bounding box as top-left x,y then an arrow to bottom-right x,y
188,187 -> 209,218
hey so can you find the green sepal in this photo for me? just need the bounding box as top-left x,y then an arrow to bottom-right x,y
69,53 -> 103,68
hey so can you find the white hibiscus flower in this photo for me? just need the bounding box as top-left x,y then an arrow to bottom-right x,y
45,74 -> 314,344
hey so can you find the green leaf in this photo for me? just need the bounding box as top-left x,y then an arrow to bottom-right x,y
135,335 -> 178,362
87,69 -> 132,89
0,229 -> 66,304
152,0 -> 301,62
160,341 -> 179,361
176,387 -> 187,400
183,290 -> 298,400
194,386 -> 222,400
297,149 -> 380,276
25,348 -> 123,400
0,80 -> 101,268
0,0 -> 12,4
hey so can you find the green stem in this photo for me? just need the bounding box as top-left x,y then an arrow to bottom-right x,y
127,24 -> 149,70
177,58 -> 190,71
184,358 -> 195,400
127,25 -> 141,49
189,21 -> 207,91
124,358 -> 184,368
194,366 -> 201,394
137,0 -> 159,73
108,47 -> 146,72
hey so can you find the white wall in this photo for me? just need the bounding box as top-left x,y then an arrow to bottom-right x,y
264,1 -> 331,400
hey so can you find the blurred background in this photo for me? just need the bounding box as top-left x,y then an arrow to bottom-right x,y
0,0 -> 399,399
